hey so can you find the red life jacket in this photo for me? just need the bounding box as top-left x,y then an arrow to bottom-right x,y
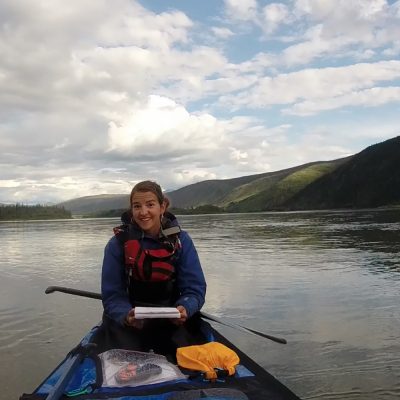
114,217 -> 181,305
124,237 -> 178,282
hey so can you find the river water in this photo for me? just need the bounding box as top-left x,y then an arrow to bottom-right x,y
0,210 -> 399,399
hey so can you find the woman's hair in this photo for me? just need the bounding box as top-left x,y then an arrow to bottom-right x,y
130,180 -> 170,209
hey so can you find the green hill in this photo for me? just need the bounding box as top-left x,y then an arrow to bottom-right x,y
58,136 -> 400,215
284,136 -> 400,210
0,204 -> 71,220
165,172 -> 274,208
225,161 -> 345,212
166,160 -> 347,209
59,194 -> 129,215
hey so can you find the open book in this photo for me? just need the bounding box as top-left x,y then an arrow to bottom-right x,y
134,307 -> 181,319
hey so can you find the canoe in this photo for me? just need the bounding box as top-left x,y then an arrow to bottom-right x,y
20,321 -> 300,400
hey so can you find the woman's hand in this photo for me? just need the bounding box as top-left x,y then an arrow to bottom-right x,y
171,305 -> 187,325
124,308 -> 144,329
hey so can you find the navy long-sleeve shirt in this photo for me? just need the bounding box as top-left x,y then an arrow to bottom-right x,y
101,229 -> 206,326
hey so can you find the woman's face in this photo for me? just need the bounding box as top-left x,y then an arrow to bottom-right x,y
131,191 -> 166,236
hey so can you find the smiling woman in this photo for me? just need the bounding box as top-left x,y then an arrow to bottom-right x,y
130,181 -> 166,237
101,180 -> 207,353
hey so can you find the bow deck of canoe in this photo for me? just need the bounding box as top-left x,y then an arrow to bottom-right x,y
20,321 -> 301,400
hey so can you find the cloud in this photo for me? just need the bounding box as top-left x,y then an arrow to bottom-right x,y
106,95 -> 294,178
0,0 -> 193,115
284,0 -> 400,64
0,0 -> 399,203
220,0 -> 400,66
262,3 -> 290,33
218,60 -> 400,113
224,0 -> 258,21
286,86 -> 400,116
211,27 -> 235,39
107,95 -> 222,157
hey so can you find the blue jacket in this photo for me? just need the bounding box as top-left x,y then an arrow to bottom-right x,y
101,221 -> 206,326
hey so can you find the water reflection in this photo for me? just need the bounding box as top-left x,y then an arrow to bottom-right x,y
224,210 -> 400,277
1,211 -> 399,400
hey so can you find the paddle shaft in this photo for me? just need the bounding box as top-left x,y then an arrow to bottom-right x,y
45,285 -> 101,300
45,285 -> 287,344
199,311 -> 287,344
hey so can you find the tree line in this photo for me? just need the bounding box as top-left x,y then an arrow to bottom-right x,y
0,204 -> 72,220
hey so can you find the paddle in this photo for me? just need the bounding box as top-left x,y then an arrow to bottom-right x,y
45,285 -> 287,344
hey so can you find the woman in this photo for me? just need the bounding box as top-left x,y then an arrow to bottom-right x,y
101,180 -> 207,353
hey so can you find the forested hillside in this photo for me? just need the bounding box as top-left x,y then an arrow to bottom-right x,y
57,136 -> 400,215
284,136 -> 400,210
59,194 -> 129,215
166,160 -> 348,209
225,161 -> 344,212
0,204 -> 71,220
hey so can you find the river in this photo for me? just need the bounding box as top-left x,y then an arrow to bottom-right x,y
0,209 -> 399,399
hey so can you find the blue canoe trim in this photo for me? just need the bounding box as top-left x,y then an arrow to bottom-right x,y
21,323 -> 300,400
36,324 -> 254,397
37,353 -> 254,396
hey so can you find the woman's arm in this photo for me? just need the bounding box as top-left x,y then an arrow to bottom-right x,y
174,231 -> 206,318
101,236 -> 132,326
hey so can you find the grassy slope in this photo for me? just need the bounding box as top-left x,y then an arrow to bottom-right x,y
167,161 -> 337,209
226,161 -> 341,212
285,136 -> 400,209
58,136 -> 400,214
59,194 -> 129,214
166,172 -> 275,208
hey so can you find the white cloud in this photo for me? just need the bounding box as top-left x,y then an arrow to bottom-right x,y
107,95 -> 222,156
219,60 -> 400,112
0,0 -> 194,115
286,86 -> 400,116
229,147 -> 248,162
169,169 -> 218,190
0,180 -> 20,188
0,0 -> 399,203
224,0 -> 258,21
262,3 -> 290,33
211,27 -> 234,39
294,0 -> 387,20
215,0 -> 399,67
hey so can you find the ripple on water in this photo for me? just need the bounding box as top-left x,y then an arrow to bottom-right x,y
0,307 -> 54,352
1,213 -> 400,400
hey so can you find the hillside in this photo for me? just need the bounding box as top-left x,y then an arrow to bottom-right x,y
60,159 -> 347,215
59,194 -> 129,215
58,136 -> 400,215
284,136 -> 400,210
166,160 -> 345,209
0,204 -> 71,220
225,160 -> 346,212
165,171 -> 275,208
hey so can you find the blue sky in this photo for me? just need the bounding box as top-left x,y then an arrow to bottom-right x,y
1,0 -> 399,203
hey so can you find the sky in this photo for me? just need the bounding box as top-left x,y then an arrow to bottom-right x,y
1,0 -> 400,204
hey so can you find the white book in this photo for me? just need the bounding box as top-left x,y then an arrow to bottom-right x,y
134,306 -> 181,319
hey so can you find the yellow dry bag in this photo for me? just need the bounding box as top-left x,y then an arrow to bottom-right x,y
176,342 -> 240,380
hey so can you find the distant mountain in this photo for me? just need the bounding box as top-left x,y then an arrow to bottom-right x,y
59,194 -> 129,215
284,136 -> 400,210
58,136 -> 400,215
166,159 -> 348,211
0,204 -> 71,220
222,160 -> 348,212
